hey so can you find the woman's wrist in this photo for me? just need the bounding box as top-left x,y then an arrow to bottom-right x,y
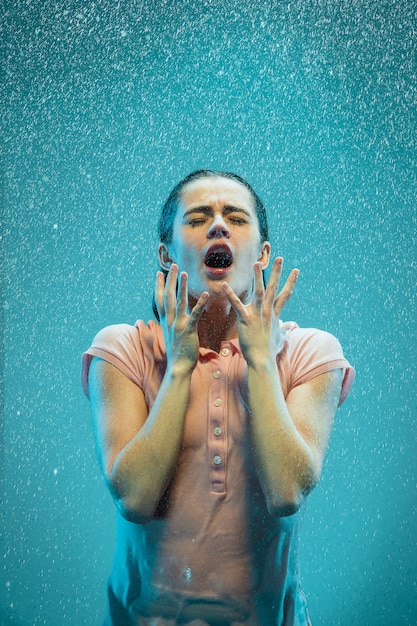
166,358 -> 196,380
245,351 -> 278,372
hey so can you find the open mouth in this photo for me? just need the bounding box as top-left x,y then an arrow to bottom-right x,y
204,245 -> 233,269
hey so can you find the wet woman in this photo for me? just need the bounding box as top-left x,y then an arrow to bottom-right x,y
82,169 -> 354,625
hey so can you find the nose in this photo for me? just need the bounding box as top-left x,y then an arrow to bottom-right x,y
207,214 -> 230,239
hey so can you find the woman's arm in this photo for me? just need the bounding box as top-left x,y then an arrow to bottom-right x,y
88,265 -> 209,524
222,257 -> 342,516
247,363 -> 342,516
88,357 -> 193,524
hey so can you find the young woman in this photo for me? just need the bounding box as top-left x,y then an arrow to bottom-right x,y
82,170 -> 354,625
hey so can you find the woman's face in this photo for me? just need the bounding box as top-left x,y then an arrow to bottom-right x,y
159,176 -> 270,303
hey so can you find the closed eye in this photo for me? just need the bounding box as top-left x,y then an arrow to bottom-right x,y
188,217 -> 207,226
188,215 -> 247,226
228,216 -> 248,224
223,206 -> 252,224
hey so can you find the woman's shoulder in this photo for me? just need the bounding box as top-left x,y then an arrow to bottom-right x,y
284,322 -> 343,352
281,321 -> 354,405
91,319 -> 162,347
81,320 -> 165,398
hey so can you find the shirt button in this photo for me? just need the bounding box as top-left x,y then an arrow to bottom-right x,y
214,398 -> 222,407
220,347 -> 230,357
214,427 -> 222,436
213,370 -> 221,379
213,455 -> 222,465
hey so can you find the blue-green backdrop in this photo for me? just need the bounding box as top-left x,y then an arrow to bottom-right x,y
2,1 -> 416,624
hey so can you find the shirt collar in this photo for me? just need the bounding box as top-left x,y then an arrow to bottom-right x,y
199,337 -> 242,359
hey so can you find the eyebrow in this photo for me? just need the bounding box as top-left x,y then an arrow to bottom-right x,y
182,205 -> 253,219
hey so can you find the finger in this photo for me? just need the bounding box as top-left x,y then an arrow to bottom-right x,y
222,282 -> 247,317
273,268 -> 299,316
164,264 -> 179,322
253,262 -> 265,308
155,271 -> 166,318
188,291 -> 210,327
264,257 -> 283,310
177,271 -> 189,318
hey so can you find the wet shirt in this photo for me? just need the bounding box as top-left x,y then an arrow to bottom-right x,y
82,320 -> 354,626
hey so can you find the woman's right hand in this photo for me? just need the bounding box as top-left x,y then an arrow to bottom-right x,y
155,264 -> 209,374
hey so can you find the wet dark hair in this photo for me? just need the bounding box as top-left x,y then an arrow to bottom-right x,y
153,169 -> 269,320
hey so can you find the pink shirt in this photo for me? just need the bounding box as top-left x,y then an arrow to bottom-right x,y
82,320 -> 354,626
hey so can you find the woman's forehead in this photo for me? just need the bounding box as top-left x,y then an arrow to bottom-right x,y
178,176 -> 255,211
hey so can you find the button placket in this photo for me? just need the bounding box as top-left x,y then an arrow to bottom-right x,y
208,350 -> 230,492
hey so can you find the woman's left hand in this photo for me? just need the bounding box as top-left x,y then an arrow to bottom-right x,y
222,257 -> 299,367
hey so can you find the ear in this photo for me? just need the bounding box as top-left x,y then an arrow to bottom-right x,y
158,243 -> 174,271
259,241 -> 271,269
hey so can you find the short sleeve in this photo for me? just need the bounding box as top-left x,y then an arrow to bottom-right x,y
81,323 -> 145,398
284,327 -> 354,406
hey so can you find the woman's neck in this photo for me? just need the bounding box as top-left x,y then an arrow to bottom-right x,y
196,301 -> 239,353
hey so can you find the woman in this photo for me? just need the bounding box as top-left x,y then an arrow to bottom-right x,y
82,169 -> 354,625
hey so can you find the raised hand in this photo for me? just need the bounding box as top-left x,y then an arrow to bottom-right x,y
222,257 -> 299,366
155,264 -> 209,373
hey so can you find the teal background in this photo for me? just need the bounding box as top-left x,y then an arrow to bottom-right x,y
2,1 -> 416,624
